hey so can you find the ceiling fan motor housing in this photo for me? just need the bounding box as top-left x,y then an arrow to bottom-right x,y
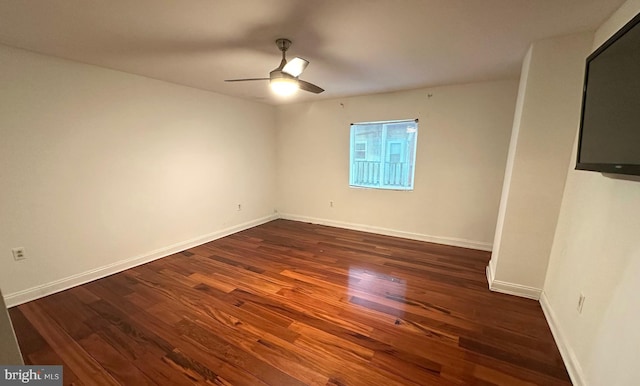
276,38 -> 292,52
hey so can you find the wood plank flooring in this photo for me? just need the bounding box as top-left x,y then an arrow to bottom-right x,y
9,219 -> 571,385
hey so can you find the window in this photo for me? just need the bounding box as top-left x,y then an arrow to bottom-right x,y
349,119 -> 418,190
354,142 -> 367,160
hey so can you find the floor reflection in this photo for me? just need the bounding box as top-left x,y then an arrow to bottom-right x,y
348,267 -> 407,320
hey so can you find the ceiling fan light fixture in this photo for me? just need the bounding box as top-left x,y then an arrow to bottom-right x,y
270,77 -> 299,96
225,38 -> 323,95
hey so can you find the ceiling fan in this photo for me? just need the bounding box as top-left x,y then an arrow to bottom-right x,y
225,38 -> 324,96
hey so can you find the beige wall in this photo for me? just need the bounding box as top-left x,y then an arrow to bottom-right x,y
276,81 -> 518,250
543,0 -> 640,385
0,45 -> 277,305
488,47 -> 533,288
488,32 -> 594,296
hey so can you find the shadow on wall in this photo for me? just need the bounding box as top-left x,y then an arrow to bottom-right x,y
0,288 -> 23,365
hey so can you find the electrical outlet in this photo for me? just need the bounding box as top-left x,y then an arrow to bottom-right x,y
237,204 -> 242,211
577,293 -> 586,314
329,201 -> 334,207
12,247 -> 26,261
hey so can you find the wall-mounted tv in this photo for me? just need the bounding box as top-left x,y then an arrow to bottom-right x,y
576,11 -> 640,176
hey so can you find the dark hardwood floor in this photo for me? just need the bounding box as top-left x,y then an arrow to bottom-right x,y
9,219 -> 571,385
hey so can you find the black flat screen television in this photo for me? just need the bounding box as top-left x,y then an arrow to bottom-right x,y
576,11 -> 640,176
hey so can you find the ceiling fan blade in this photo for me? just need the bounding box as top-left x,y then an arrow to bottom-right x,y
224,78 -> 269,82
282,57 -> 309,77
298,80 -> 324,94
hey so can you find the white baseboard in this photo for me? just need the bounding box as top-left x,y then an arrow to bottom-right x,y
4,214 -> 278,308
4,213 -> 490,307
486,264 -> 495,286
279,213 -> 493,251
540,291 -> 585,386
485,265 -> 542,300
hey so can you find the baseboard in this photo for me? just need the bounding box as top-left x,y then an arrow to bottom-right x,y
487,257 -> 497,282
540,291 -> 585,386
485,265 -> 542,300
5,213 -> 489,307
4,214 -> 278,307
486,264 -> 495,287
279,213 -> 492,251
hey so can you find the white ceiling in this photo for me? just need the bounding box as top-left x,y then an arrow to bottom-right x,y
0,0 -> 625,104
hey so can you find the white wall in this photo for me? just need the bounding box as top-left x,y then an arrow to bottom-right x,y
488,32 -> 594,297
0,45 -> 277,305
276,81 -> 518,250
543,0 -> 640,385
